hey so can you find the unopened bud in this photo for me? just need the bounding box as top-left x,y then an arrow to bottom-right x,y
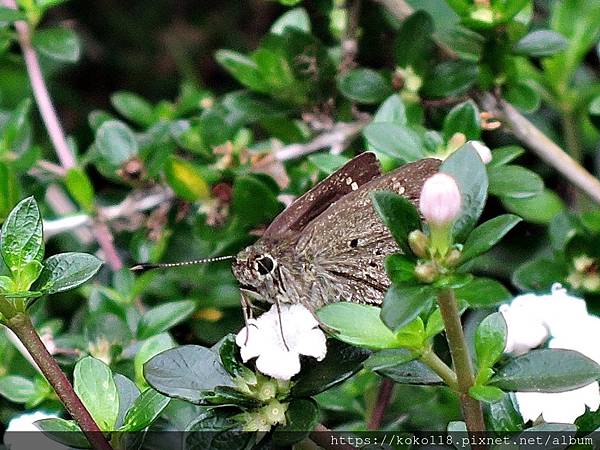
471,141 -> 492,164
419,174 -> 462,228
415,262 -> 438,284
408,230 -> 429,258
444,248 -> 462,267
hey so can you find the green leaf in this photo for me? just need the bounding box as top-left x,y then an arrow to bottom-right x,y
34,252 -> 102,294
95,120 -> 138,166
549,212 -> 581,251
114,374 -> 140,429
35,418 -> 90,449
488,145 -> 525,167
137,300 -> 196,340
65,168 -> 95,212
381,285 -> 434,333
119,388 -> 170,431
394,11 -> 434,69
144,345 -> 234,403
74,356 -> 119,430
486,393 -> 524,432
337,68 -> 392,104
0,7 -> 27,22
469,385 -> 505,403
440,143 -> 488,242
490,349 -> 600,392
272,399 -> 319,447
134,333 -> 175,388
504,81 -> 541,113
461,214 -> 522,263
308,153 -> 349,175
0,375 -> 36,403
290,339 -> 370,397
475,312 -> 507,373
110,91 -> 155,127
363,122 -> 425,162
0,196 -> 44,275
454,277 -> 512,308
371,191 -> 421,255
317,303 -> 404,350
232,175 -> 282,228
375,358 -> 443,385
514,30 -> 568,57
385,254 -> 417,285
164,156 -> 210,202
363,348 -> 417,371
512,257 -> 568,292
422,61 -> 478,98
372,95 -> 407,125
443,100 -> 480,141
215,49 -> 267,92
501,189 -> 565,225
32,27 -> 80,62
270,7 -> 311,34
488,165 -> 543,199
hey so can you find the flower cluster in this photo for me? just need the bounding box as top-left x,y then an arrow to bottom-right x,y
500,284 -> 600,423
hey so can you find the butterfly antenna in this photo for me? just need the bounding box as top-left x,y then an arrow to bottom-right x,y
130,255 -> 234,272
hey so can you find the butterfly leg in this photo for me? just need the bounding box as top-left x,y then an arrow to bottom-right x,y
240,292 -> 258,345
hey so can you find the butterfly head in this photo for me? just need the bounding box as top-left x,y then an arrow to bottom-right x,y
233,243 -> 280,301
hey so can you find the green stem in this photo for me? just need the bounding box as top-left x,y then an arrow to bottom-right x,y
7,314 -> 113,450
437,289 -> 486,433
420,349 -> 458,391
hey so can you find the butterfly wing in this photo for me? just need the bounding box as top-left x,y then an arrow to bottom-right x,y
297,158 -> 441,307
264,152 -> 381,237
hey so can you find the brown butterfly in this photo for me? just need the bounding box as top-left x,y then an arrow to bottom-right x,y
133,153 -> 440,318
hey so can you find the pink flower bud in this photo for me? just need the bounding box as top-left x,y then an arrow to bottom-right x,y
471,141 -> 492,164
419,173 -> 462,227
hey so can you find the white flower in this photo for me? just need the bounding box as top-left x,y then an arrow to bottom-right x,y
471,141 -> 492,164
500,284 -> 600,423
4,410 -> 64,450
419,173 -> 462,228
236,304 -> 327,380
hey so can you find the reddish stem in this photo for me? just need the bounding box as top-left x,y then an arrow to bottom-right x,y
367,378 -> 394,430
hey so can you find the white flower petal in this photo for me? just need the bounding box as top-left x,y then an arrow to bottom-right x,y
235,303 -> 328,380
500,284 -> 600,424
255,349 -> 301,381
294,327 -> 327,361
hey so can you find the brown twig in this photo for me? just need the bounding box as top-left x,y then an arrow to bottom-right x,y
477,92 -> 600,204
367,378 -> 394,430
7,313 -> 113,450
340,0 -> 362,73
276,120 -> 368,161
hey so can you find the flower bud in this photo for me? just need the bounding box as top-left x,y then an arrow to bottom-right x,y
408,230 -> 429,258
444,248 -> 462,267
261,399 -> 287,426
256,379 -> 277,401
471,141 -> 492,164
414,262 -> 438,284
419,174 -> 461,228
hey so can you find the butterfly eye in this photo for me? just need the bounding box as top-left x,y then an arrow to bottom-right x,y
255,255 -> 275,275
